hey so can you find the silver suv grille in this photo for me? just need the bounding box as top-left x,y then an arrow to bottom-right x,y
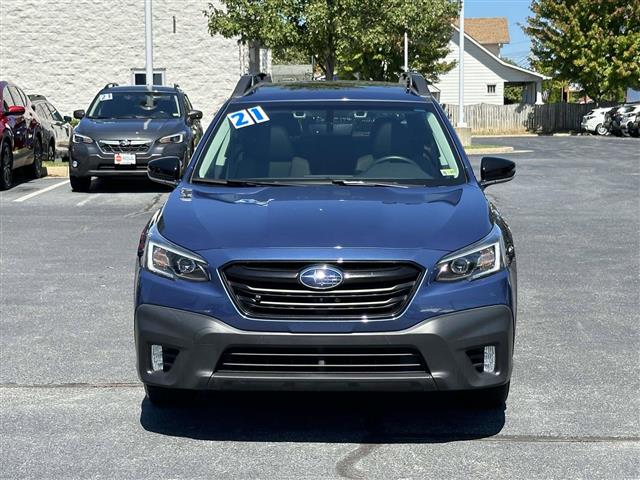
220,261 -> 424,320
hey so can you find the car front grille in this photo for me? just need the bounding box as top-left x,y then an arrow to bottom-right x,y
98,140 -> 150,153
220,261 -> 424,319
216,347 -> 428,374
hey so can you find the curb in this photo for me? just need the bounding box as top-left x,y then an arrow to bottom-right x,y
464,146 -> 514,155
44,166 -> 69,178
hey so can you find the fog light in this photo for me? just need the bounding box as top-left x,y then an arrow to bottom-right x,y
483,346 -> 496,373
151,344 -> 163,372
71,160 -> 78,168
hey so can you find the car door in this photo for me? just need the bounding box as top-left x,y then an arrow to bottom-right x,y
5,86 -> 31,167
35,103 -> 54,158
47,103 -> 71,152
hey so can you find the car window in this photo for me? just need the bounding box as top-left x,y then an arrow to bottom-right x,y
47,103 -> 64,122
184,95 -> 193,112
8,87 -> 25,107
2,86 -> 13,110
36,104 -> 50,120
17,88 -> 29,107
86,91 -> 181,119
194,102 -> 465,186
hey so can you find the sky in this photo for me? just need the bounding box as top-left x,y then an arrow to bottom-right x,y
464,0 -> 534,67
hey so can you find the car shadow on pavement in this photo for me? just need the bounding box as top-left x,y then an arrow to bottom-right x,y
139,391 -> 505,443
87,177 -> 172,193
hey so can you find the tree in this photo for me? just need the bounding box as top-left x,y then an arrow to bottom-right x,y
205,0 -> 458,82
524,0 -> 640,103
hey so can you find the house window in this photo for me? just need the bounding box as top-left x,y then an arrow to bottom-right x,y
487,84 -> 497,94
131,69 -> 165,86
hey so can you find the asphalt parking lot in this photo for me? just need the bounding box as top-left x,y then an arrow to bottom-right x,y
1,135 -> 638,479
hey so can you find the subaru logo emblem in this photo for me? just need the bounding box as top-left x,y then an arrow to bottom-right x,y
299,265 -> 344,290
119,139 -> 131,147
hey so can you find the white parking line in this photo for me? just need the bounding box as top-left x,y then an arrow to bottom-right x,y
76,194 -> 101,207
13,180 -> 69,203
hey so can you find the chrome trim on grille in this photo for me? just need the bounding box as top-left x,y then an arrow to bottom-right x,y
219,261 -> 425,321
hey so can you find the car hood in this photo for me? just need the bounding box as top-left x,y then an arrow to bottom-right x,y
158,184 -> 492,253
76,117 -> 184,140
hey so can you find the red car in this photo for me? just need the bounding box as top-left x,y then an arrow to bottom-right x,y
1,81 -> 44,190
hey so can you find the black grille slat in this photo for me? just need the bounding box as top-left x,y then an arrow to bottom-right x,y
216,347 -> 428,374
221,261 -> 423,320
99,141 -> 150,153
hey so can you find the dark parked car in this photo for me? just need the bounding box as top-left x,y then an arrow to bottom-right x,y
135,73 -> 518,408
29,95 -> 73,161
609,104 -> 636,136
0,81 -> 44,190
602,106 -> 620,134
69,83 -> 203,192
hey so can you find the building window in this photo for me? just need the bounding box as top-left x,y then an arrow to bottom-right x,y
131,69 -> 165,86
487,84 -> 497,94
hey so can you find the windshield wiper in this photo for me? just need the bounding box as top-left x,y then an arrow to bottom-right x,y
329,179 -> 410,188
191,178 -> 297,187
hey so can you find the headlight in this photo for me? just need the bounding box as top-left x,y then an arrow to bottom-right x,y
435,239 -> 503,282
159,133 -> 185,144
72,133 -> 93,144
143,228 -> 209,282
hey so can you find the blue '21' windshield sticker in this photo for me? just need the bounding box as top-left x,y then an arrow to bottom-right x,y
227,106 -> 270,129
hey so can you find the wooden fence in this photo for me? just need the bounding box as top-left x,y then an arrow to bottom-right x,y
442,102 -> 613,134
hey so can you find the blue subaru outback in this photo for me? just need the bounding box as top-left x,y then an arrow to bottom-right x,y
135,73 -> 517,407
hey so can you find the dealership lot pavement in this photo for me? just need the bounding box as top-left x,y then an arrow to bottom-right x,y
1,136 -> 639,479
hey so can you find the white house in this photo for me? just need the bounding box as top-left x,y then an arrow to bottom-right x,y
0,1 -> 269,124
434,18 -> 547,105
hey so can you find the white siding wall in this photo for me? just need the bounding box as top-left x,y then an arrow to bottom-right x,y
0,0 -> 242,126
434,33 -> 543,106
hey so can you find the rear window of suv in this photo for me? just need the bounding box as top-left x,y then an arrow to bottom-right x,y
87,91 -> 181,119
194,102 -> 465,186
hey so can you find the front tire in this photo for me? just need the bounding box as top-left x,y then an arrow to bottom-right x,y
0,142 -> 13,190
70,175 -> 91,192
48,142 -> 56,161
144,384 -> 185,406
29,137 -> 44,179
596,123 -> 607,136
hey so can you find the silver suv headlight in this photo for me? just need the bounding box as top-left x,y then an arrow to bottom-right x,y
143,226 -> 209,282
435,226 -> 505,282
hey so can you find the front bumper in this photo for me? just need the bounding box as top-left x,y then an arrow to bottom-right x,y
69,141 -> 187,177
135,304 -> 514,392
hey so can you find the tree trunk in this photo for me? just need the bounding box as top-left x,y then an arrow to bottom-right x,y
326,54 -> 336,81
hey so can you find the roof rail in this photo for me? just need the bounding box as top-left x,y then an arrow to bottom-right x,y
231,73 -> 272,98
103,82 -> 119,89
398,72 -> 431,97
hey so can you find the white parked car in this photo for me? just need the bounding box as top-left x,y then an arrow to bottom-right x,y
581,107 -> 610,135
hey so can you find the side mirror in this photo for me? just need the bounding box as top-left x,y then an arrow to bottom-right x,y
188,110 -> 203,121
6,105 -> 26,116
63,115 -> 72,123
480,157 -> 515,189
73,110 -> 85,120
148,156 -> 181,187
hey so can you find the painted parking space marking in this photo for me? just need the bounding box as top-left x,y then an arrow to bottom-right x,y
76,194 -> 102,207
13,180 -> 69,203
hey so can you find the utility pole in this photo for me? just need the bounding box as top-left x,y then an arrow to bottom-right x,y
457,0 -> 466,127
144,0 -> 154,87
404,32 -> 409,72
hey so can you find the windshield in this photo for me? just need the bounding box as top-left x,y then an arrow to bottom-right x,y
87,91 -> 181,119
193,102 -> 465,186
